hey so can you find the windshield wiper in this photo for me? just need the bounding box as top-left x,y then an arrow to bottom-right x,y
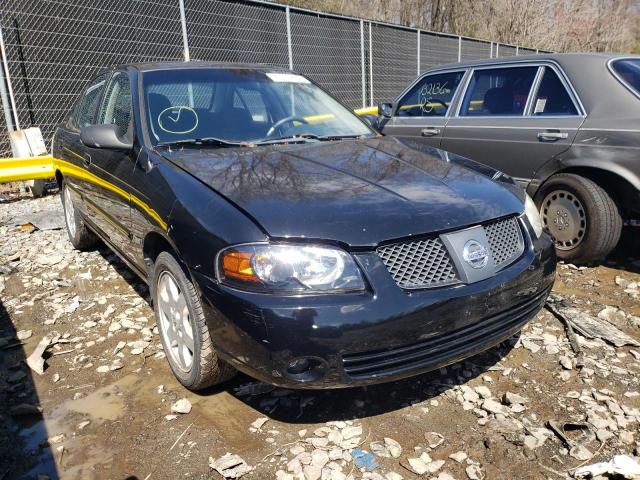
155,137 -> 246,149
253,133 -> 365,146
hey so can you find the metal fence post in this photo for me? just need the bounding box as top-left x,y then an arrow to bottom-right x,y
416,30 -> 420,75
516,45 -> 519,56
178,0 -> 190,61
368,22 -> 373,106
496,43 -> 499,58
285,7 -> 293,70
490,41 -> 493,59
360,20 -> 365,108
0,23 -> 18,130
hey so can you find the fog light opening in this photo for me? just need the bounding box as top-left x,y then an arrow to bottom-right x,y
285,357 -> 325,382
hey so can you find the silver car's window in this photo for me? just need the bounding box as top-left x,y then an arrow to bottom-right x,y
98,72 -> 132,137
531,67 -> 578,116
610,59 -> 640,96
460,66 -> 537,116
395,71 -> 465,117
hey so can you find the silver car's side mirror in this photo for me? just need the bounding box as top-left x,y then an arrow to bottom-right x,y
81,124 -> 133,150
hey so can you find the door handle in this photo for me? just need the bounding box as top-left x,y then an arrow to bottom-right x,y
537,130 -> 568,141
421,127 -> 441,137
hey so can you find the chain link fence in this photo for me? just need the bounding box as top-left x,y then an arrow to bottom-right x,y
0,0 -> 541,158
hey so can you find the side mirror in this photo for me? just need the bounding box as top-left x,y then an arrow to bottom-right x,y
378,102 -> 393,118
80,124 -> 132,150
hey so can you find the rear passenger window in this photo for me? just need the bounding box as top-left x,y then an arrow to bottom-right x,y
395,71 -> 465,117
461,66 -> 537,116
532,68 -> 578,116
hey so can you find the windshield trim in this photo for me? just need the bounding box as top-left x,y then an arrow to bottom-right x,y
608,57 -> 640,100
138,67 -> 376,148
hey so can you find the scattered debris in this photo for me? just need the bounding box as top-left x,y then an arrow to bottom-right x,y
171,398 -> 192,414
26,335 -> 54,375
209,453 -> 252,478
574,455 -> 640,479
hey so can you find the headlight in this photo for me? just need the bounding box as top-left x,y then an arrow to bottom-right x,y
217,243 -> 365,293
523,194 -> 543,238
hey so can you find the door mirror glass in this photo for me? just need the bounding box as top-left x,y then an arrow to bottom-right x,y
378,103 -> 393,117
460,66 -> 538,116
81,124 -> 133,150
396,71 -> 465,117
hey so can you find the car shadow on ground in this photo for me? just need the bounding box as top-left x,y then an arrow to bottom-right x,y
606,226 -> 640,274
0,297 -> 58,479
195,336 -> 519,425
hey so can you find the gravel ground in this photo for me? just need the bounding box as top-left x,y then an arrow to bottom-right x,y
1,192 -> 639,480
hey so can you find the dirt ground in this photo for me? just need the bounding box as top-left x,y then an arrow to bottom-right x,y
1,192 -> 639,480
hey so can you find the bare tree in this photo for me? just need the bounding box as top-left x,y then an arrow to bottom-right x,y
280,0 -> 640,53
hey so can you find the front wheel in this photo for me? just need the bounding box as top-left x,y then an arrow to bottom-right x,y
535,173 -> 621,264
152,252 -> 236,390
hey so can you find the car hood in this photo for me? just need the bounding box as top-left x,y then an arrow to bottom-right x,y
160,136 -> 524,246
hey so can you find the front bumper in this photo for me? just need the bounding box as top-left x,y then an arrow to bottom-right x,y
193,229 -> 556,389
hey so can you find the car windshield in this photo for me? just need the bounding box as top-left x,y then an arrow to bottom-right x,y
142,68 -> 372,146
611,58 -> 640,96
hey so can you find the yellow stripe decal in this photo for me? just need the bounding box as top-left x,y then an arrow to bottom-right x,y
53,157 -> 167,231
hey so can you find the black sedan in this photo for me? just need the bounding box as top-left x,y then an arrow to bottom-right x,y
52,62 -> 555,389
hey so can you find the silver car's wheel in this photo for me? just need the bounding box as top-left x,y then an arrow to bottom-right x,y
63,185 -> 77,238
540,189 -> 586,250
157,271 -> 195,372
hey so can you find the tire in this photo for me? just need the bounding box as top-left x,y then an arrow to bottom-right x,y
534,173 -> 622,264
152,251 -> 236,390
60,181 -> 99,250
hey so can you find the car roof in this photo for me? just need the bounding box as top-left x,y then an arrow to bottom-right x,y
426,52 -> 640,71
111,61 -> 294,73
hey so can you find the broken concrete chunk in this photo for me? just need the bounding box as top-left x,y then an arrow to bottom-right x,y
209,453 -> 252,478
171,398 -> 192,414
26,336 -> 52,375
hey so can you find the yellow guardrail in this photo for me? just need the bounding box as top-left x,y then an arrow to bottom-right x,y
0,155 -> 55,183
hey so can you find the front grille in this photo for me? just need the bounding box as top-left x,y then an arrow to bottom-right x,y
484,217 -> 525,269
376,238 -> 458,289
377,216 -> 526,290
342,287 -> 550,379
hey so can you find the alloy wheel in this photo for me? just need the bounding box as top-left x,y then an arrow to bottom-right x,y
157,271 -> 195,372
63,186 -> 77,238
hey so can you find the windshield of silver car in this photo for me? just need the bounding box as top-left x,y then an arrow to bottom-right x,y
142,68 -> 372,145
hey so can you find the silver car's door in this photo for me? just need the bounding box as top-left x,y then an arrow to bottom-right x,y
381,70 -> 466,148
441,64 -> 585,184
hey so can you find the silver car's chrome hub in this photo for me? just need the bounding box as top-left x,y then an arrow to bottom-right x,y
540,189 -> 586,250
157,271 -> 194,372
64,186 -> 77,238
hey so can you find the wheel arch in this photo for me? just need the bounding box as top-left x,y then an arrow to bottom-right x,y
531,162 -> 639,218
55,169 -> 64,189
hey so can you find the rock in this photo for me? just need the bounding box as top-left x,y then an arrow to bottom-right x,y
341,425 -> 362,440
570,446 -> 593,461
406,454 -> 431,475
619,431 -> 634,444
384,437 -> 402,458
303,465 -> 321,480
474,386 -> 492,399
17,329 -> 32,340
96,365 -> 110,373
311,450 -> 329,468
598,306 -> 627,326
521,339 -> 540,353
424,431 -> 445,449
559,356 -> 574,370
209,453 -> 252,478
171,398 -> 192,414
385,473 -> 403,480
449,451 -> 468,463
26,336 -> 53,375
251,417 -> 269,430
482,399 -> 507,415
502,392 -> 528,406
466,464 -> 484,480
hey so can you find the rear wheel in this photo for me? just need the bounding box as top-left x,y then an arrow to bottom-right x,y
535,173 -> 621,264
152,252 -> 236,390
61,181 -> 99,250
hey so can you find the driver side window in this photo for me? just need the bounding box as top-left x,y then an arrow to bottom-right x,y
396,71 -> 464,117
98,71 -> 132,138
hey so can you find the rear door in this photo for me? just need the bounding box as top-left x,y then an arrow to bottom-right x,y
441,63 -> 585,183
381,70 -> 466,147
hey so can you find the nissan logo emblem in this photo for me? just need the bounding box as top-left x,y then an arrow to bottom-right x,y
462,239 -> 489,269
